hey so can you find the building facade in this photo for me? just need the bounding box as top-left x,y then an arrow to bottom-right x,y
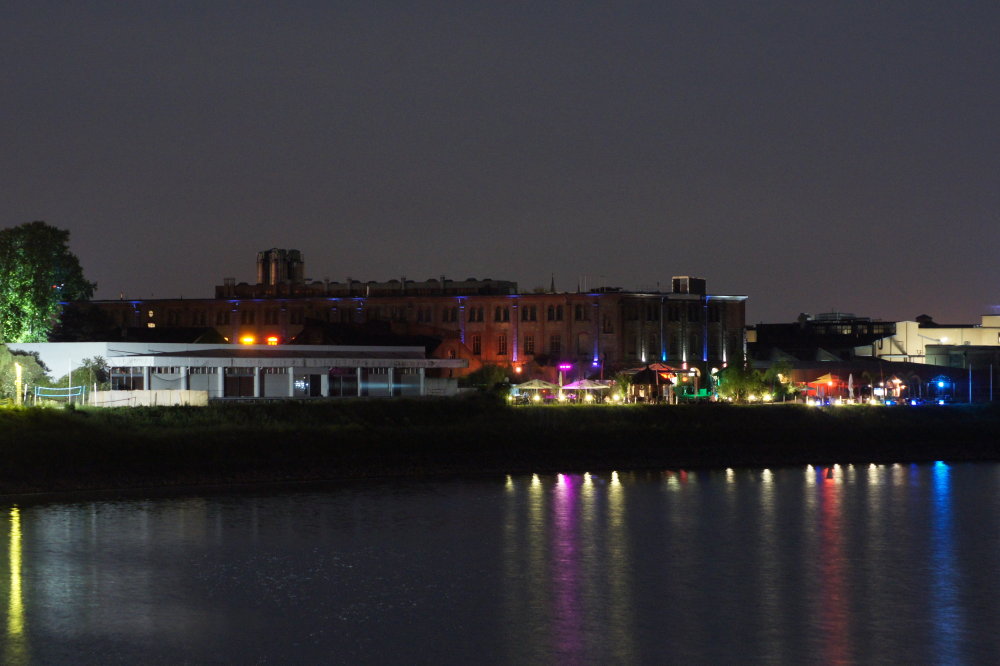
87,251 -> 748,378
854,315 -> 1000,363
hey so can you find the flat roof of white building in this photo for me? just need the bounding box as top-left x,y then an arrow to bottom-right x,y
9,342 -> 466,372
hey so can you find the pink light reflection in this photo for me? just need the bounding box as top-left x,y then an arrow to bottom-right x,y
552,473 -> 585,663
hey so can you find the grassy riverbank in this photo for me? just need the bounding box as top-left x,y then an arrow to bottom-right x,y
1,397 -> 999,496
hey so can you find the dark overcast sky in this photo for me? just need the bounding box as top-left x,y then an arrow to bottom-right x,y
3,1 -> 998,323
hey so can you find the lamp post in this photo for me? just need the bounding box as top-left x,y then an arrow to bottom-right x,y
558,362 -> 572,400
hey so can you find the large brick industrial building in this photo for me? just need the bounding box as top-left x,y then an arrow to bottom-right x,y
87,249 -> 747,379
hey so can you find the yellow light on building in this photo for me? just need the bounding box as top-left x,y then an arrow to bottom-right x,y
240,335 -> 256,345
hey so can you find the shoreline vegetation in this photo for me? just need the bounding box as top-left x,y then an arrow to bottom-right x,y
1,396 -> 999,500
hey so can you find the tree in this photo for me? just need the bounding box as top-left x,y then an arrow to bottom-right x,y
0,345 -> 50,403
717,359 -> 767,403
611,371 -> 633,401
0,222 -> 95,342
762,359 -> 797,402
49,302 -> 121,341
50,356 -> 110,392
463,363 -> 511,393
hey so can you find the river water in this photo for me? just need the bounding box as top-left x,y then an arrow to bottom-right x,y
2,463 -> 998,664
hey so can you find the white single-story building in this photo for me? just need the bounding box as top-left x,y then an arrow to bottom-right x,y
9,342 -> 467,403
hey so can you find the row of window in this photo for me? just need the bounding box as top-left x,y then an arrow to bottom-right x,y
469,333 -> 579,357
144,309 -> 307,327
133,300 -> 728,329
466,331 -> 736,360
622,303 -> 722,323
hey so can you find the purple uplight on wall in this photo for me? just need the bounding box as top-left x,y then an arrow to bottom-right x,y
558,363 -> 573,371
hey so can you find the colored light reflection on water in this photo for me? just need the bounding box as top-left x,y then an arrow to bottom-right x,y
552,474 -> 583,662
931,461 -> 962,662
1,464 -> 997,663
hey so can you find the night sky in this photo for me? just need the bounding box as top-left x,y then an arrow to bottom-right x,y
4,1 -> 998,324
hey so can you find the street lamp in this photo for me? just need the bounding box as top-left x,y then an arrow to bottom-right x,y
558,363 -> 572,399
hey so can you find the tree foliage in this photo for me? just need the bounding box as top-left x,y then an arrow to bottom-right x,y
762,359 -> 798,401
51,356 -> 110,392
49,302 -> 121,342
716,360 -> 767,403
0,221 -> 95,342
0,345 -> 50,402
611,371 -> 633,400
463,363 -> 511,392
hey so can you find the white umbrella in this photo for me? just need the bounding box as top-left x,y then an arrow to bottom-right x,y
562,379 -> 611,390
514,379 -> 560,391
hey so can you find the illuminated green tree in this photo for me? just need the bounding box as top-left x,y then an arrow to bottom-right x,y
717,359 -> 767,403
0,222 -> 95,342
611,371 -> 633,401
0,345 -> 50,403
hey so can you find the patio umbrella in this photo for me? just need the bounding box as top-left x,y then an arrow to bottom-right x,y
514,379 -> 560,391
561,379 -> 611,390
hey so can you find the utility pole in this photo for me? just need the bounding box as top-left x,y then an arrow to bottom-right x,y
968,363 -> 973,403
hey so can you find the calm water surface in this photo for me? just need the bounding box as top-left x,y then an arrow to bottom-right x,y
2,463 -> 999,664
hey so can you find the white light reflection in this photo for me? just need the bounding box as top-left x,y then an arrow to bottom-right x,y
867,464 -> 880,486
607,469 -> 635,660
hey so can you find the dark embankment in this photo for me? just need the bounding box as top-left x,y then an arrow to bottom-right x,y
1,398 -> 999,496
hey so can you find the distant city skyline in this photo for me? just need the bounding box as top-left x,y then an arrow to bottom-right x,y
4,1 -> 998,324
